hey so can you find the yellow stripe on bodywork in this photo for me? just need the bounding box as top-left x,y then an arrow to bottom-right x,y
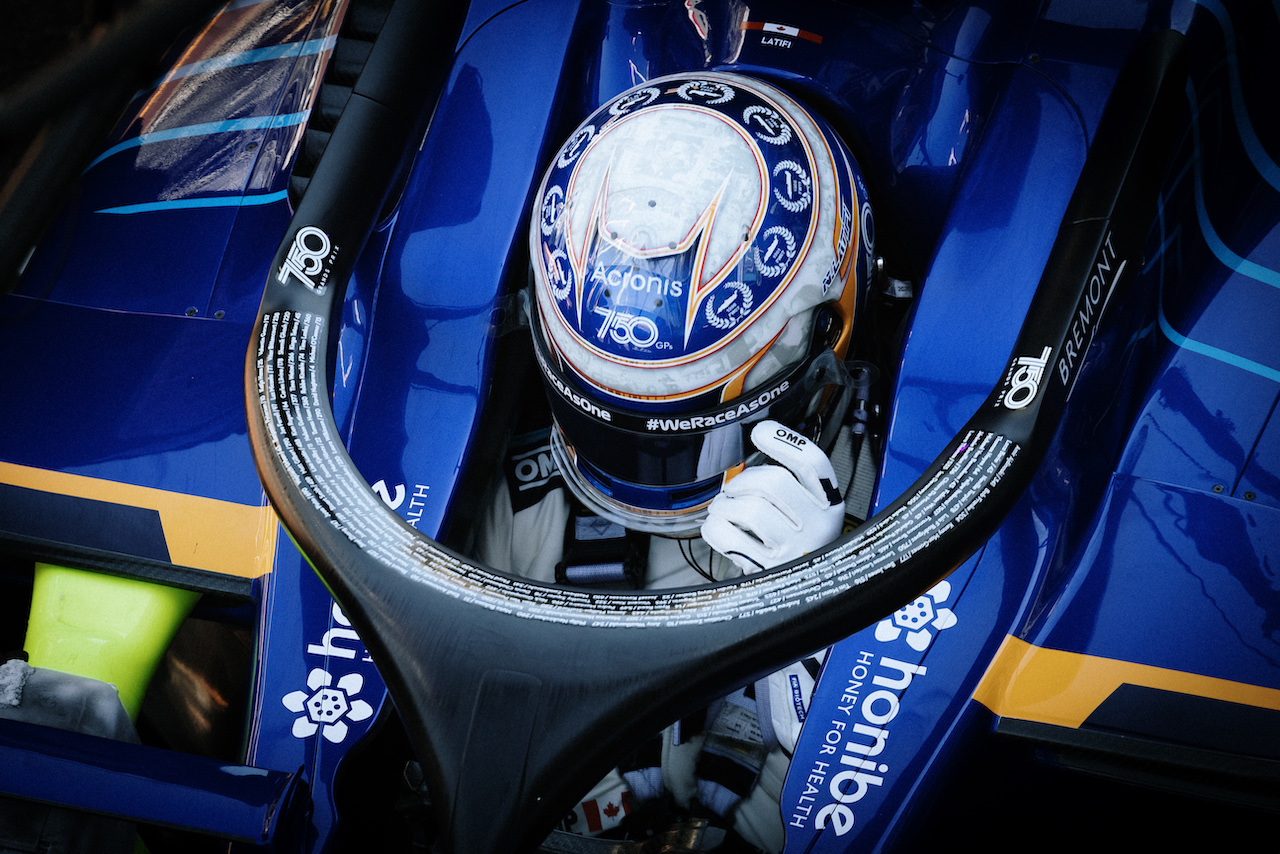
973,635 -> 1280,728
0,461 -> 278,579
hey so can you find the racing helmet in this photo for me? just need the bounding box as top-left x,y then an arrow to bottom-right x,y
530,71 -> 875,535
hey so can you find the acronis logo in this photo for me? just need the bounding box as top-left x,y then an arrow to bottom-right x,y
588,265 -> 686,299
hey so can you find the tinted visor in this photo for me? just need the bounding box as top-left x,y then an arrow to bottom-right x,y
531,306 -> 850,513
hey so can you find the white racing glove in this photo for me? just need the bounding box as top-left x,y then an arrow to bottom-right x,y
701,420 -> 845,574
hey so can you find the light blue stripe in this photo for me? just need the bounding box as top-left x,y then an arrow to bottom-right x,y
1185,82 -> 1280,289
95,189 -> 289,215
1191,0 -> 1280,191
86,110 -> 310,170
1158,287 -> 1280,383
162,35 -> 338,83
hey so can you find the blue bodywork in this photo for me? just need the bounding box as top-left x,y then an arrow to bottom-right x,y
1,0 -> 1277,851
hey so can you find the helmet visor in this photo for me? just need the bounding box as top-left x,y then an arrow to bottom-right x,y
531,304 -> 850,532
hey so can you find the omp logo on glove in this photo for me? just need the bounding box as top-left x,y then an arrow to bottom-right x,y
701,420 -> 846,572
771,425 -> 810,450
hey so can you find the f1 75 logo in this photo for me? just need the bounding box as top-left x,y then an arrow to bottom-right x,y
278,225 -> 336,294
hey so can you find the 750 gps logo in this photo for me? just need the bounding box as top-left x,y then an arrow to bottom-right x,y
999,346 -> 1052,410
594,305 -> 663,349
277,225 -> 337,294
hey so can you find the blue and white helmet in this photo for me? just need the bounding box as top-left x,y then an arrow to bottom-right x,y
530,71 -> 874,534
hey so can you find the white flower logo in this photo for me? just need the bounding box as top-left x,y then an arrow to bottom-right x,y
874,580 -> 958,651
283,668 -> 375,743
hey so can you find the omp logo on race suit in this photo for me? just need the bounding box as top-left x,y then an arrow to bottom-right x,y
998,346 -> 1052,410
791,654 -> 927,835
644,380 -> 789,432
505,440 -> 561,512
277,225 -> 337,294
512,446 -> 557,491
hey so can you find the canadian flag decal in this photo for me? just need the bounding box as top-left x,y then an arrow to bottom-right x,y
578,792 -> 634,833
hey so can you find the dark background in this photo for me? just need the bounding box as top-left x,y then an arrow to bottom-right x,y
0,0 -> 117,187
0,0 -> 186,287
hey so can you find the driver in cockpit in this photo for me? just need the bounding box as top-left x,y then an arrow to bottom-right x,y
464,70 -> 880,852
